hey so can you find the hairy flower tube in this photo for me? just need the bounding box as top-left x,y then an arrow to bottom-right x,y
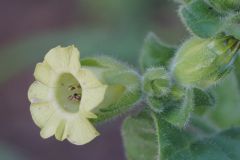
172,36 -> 240,89
28,46 -> 107,145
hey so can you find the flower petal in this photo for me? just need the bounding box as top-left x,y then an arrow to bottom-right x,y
28,81 -> 50,103
44,46 -> 80,73
76,69 -> 103,89
80,85 -> 107,112
34,62 -> 57,87
80,110 -> 97,119
55,120 -> 68,141
69,47 -> 81,73
67,116 -> 99,145
40,111 -> 62,139
30,102 -> 55,128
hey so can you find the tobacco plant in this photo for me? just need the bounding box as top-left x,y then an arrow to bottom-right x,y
28,0 -> 240,159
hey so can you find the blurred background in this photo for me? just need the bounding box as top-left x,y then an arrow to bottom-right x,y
0,0 -> 188,159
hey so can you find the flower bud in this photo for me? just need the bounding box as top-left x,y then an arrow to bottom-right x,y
143,67 -> 171,97
147,85 -> 185,113
172,36 -> 240,89
207,0 -> 240,12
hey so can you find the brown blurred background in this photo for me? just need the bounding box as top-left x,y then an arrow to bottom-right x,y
0,0 -> 187,159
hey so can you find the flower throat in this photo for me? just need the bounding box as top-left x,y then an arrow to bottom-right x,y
55,73 -> 82,113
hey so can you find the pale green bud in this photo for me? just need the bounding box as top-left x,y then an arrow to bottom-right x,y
172,36 -> 240,89
143,67 -> 171,97
147,85 -> 185,113
207,0 -> 240,12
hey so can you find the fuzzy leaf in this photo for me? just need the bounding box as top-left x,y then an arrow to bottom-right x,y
146,87 -> 194,128
207,0 -> 240,13
168,128 -> 240,160
226,23 -> 240,41
180,0 -> 225,38
193,88 -> 215,108
207,72 -> 240,128
163,89 -> 194,128
193,88 -> 215,115
146,85 -> 185,113
139,32 -> 176,72
81,57 -> 142,123
147,94 -> 183,114
226,14 -> 240,44
234,56 -> 240,87
122,109 -> 192,160
123,111 -> 240,160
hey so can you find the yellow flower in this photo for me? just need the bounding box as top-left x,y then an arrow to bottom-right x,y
28,46 -> 107,145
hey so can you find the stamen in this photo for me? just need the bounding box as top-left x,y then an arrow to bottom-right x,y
73,93 -> 81,101
68,93 -> 81,102
68,95 -> 74,101
68,85 -> 76,91
55,73 -> 81,113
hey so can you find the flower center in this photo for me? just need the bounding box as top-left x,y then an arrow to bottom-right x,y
55,73 -> 82,113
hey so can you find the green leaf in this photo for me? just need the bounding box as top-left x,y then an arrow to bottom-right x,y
122,109 -> 193,160
146,86 -> 195,128
226,23 -> 240,41
139,32 -> 176,72
123,110 -> 240,160
234,56 -> 240,87
226,14 -> 240,45
193,88 -> 215,115
207,0 -> 240,13
168,128 -> 240,160
207,72 -> 240,128
81,56 -> 142,123
179,0 -> 225,38
163,89 -> 194,128
189,114 -> 220,137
